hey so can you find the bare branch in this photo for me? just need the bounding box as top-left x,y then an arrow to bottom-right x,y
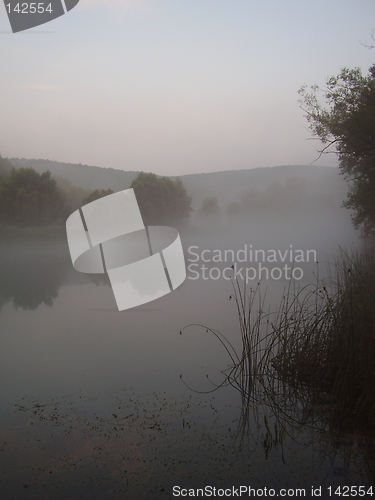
310,139 -> 339,164
360,28 -> 375,49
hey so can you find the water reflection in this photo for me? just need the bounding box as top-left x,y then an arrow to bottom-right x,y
0,210 -> 367,498
0,386 -> 373,499
0,243 -> 110,312
0,244 -> 67,311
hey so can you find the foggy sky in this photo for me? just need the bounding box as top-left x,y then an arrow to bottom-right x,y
0,0 -> 374,176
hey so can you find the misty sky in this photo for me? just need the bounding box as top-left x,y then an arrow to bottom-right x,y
0,0 -> 374,176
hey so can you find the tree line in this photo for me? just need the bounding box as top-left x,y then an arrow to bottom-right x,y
0,162 -> 192,229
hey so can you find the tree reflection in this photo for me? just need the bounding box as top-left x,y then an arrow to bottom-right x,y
0,242 -> 113,312
0,244 -> 70,311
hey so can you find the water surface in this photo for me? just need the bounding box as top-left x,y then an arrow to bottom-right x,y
1,210 -> 371,499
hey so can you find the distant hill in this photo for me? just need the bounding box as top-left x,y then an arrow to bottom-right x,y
177,164 -> 345,209
9,158 -> 138,191
7,158 -> 346,211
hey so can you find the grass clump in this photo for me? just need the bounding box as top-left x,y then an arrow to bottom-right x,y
181,245 -> 375,430
272,246 -> 375,425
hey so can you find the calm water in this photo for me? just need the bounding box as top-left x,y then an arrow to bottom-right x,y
0,210 -> 372,499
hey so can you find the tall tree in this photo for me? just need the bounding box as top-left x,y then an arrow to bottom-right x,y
130,172 -> 192,226
299,65 -> 375,236
0,168 -> 66,227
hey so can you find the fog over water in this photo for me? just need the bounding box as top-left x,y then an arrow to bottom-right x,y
0,191 -> 366,497
0,199 -> 360,399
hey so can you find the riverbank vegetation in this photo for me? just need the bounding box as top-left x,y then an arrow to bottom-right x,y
0,167 -> 67,227
182,244 -> 375,437
130,172 -> 192,226
0,161 -> 193,240
299,64 -> 375,238
271,246 -> 375,425
264,63 -> 375,425
183,62 -> 375,432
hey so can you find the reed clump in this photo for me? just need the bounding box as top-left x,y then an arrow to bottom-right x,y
271,246 -> 375,424
181,246 -> 375,429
